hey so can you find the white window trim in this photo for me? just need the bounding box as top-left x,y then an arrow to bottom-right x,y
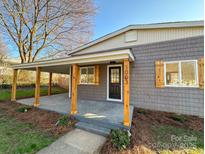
79,66 -> 95,85
164,60 -> 199,88
69,65 -> 71,98
107,64 -> 123,102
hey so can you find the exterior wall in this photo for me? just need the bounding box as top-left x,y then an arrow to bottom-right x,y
77,64 -> 124,101
78,65 -> 107,101
77,36 -> 204,117
130,36 -> 204,117
74,27 -> 203,55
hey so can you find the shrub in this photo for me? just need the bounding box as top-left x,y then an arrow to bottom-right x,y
16,106 -> 32,113
137,108 -> 147,114
56,115 -> 70,126
110,129 -> 131,150
169,114 -> 188,123
0,84 -> 11,89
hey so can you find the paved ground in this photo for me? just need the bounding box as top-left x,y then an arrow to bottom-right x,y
37,129 -> 106,154
17,93 -> 134,125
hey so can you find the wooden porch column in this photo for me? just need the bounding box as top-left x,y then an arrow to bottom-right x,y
34,67 -> 41,107
11,69 -> 18,101
48,72 -> 52,96
123,59 -> 130,127
71,64 -> 78,114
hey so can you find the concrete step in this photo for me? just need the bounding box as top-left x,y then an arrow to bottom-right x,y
75,122 -> 111,137
74,115 -> 130,130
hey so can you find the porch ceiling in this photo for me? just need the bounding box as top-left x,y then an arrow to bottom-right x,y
22,64 -> 71,74
11,49 -> 135,74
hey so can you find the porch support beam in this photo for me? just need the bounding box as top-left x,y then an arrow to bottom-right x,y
34,67 -> 41,107
71,64 -> 78,114
48,72 -> 52,96
11,69 -> 18,101
123,59 -> 130,127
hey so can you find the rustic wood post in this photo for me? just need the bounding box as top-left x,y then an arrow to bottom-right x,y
123,59 -> 130,127
11,69 -> 18,101
71,64 -> 78,114
198,57 -> 204,89
33,67 -> 41,107
48,72 -> 52,96
95,65 -> 100,85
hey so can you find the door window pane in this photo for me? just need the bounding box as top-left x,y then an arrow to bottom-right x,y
181,61 -> 197,86
111,68 -> 119,83
166,63 -> 179,85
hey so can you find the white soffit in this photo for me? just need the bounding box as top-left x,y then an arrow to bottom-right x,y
12,49 -> 135,69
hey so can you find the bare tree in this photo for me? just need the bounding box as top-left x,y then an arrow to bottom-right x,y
0,36 -> 8,63
0,0 -> 95,63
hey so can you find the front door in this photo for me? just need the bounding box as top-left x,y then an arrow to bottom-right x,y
108,66 -> 121,100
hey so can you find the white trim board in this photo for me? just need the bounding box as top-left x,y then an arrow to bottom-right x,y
107,64 -> 123,102
12,49 -> 134,70
68,65 -> 71,98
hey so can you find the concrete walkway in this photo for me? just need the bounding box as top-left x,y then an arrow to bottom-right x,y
37,129 -> 106,154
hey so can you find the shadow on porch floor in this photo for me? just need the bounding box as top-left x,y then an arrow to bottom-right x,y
17,93 -> 134,129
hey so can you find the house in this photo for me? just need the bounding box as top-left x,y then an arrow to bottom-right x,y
11,21 -> 204,131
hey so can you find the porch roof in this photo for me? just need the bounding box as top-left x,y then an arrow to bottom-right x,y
11,49 -> 134,74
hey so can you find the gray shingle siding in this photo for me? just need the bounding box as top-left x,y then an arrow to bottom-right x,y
78,65 -> 107,101
78,36 -> 204,117
130,36 -> 204,117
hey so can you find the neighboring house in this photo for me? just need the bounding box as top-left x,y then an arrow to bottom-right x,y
12,21 -> 204,127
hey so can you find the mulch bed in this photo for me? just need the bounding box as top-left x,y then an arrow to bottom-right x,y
101,108 -> 204,154
0,101 -> 76,138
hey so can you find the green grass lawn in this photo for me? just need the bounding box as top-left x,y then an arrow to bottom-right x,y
152,125 -> 204,154
0,113 -> 55,154
0,86 -> 67,101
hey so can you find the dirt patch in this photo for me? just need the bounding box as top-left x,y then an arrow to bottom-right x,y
0,101 -> 76,138
101,108 -> 204,154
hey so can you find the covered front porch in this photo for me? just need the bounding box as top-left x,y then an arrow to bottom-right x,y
11,49 -> 135,128
17,93 -> 134,129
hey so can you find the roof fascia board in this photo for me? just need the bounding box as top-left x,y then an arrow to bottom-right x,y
12,49 -> 134,69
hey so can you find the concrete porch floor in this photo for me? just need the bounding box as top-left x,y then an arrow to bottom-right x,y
17,93 -> 134,127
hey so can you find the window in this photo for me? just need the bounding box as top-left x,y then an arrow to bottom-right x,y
80,66 -> 95,84
164,60 -> 198,87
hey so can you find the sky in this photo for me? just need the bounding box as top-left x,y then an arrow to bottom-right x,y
93,0 -> 204,39
5,0 -> 204,58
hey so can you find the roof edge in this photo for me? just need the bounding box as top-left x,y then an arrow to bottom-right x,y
69,20 -> 204,55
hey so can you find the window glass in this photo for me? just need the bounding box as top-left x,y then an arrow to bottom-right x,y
111,68 -> 119,83
88,67 -> 94,83
165,60 -> 198,87
80,68 -> 87,84
181,61 -> 197,86
166,63 -> 179,85
80,67 -> 94,84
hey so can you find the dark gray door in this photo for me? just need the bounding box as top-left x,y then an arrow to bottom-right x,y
109,67 -> 121,100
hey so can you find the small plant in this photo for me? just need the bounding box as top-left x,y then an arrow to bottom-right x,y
169,114 -> 188,123
110,129 -> 131,150
137,108 -> 147,114
16,106 -> 32,113
56,115 -> 70,126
